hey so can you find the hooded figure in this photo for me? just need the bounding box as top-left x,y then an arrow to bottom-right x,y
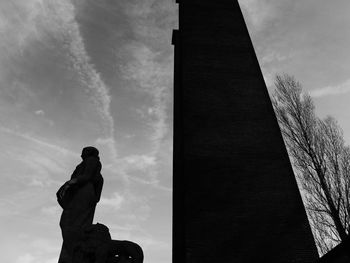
58,146 -> 104,263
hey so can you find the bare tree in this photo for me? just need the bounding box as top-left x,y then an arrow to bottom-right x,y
272,74 -> 350,255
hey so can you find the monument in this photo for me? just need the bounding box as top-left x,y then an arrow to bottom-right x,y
172,1 -> 319,262
56,147 -> 143,263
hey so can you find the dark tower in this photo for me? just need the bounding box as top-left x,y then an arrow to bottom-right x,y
172,1 -> 319,262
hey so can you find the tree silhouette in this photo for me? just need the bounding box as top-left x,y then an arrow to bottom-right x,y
272,74 -> 350,255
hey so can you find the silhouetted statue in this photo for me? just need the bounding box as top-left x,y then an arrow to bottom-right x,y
72,223 -> 144,263
57,146 -> 104,263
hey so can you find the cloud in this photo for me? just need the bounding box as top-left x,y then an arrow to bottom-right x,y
0,80 -> 37,110
97,152 -> 163,192
95,137 -> 118,164
0,123 -> 76,158
121,0 -> 175,152
0,0 -> 45,57
120,42 -> 173,191
40,0 -> 117,158
124,0 -> 176,44
106,154 -> 159,185
129,177 -> 172,192
238,0 -> 281,31
97,189 -> 152,223
122,43 -> 172,151
124,154 -> 156,169
41,205 -> 61,217
99,192 -> 124,210
105,222 -> 170,252
35,110 -> 45,116
19,151 -> 66,177
261,51 -> 296,65
14,238 -> 60,263
0,198 -> 19,217
136,235 -> 170,251
0,0 -> 118,162
0,127 -> 78,185
16,253 -> 35,263
310,79 -> 350,98
30,238 -> 59,254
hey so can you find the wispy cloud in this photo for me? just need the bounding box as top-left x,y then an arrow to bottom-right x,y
40,0 -> 118,160
119,40 -> 173,192
115,0 -> 175,198
238,0 -> 282,31
99,192 -> 125,210
261,50 -> 296,65
122,0 -> 175,151
310,79 -> 350,98
0,0 -> 44,57
15,253 -> 35,263
0,126 -> 78,174
122,43 -> 172,152
129,176 -> 172,192
136,235 -> 170,251
2,0 -> 118,161
14,237 -> 60,263
124,154 -> 157,170
41,205 -> 61,217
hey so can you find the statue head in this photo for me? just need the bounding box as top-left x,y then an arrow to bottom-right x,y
81,146 -> 99,160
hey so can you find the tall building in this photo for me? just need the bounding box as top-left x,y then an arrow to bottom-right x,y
172,1 -> 319,262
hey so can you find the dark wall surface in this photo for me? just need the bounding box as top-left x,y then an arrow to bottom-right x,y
172,1 -> 319,262
316,241 -> 350,263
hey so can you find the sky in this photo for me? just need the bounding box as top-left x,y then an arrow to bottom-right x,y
239,0 -> 350,143
0,1 -> 176,263
0,1 -> 349,263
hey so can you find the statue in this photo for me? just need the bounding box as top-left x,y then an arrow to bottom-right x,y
56,146 -> 143,263
72,223 -> 144,263
57,146 -> 104,263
